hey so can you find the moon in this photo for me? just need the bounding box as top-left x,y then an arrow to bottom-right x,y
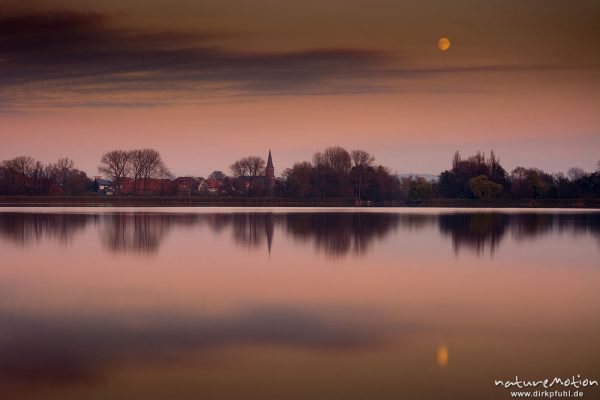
438,37 -> 451,51
437,345 -> 449,367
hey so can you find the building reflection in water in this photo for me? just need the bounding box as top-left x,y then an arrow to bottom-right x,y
0,209 -> 598,399
0,211 -> 598,257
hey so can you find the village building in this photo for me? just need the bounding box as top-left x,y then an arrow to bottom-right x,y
95,150 -> 274,196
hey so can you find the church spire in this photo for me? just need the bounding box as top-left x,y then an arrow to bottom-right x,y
265,149 -> 275,187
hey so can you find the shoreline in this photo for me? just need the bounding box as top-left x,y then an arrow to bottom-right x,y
0,196 -> 598,209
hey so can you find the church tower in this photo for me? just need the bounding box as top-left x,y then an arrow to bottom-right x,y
266,149 -> 275,182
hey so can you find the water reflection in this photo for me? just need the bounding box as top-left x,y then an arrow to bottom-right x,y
439,213 -> 508,255
201,213 -> 277,252
202,213 -> 406,256
0,211 -> 598,257
439,212 -> 600,255
0,209 -> 599,399
283,213 -> 403,257
98,213 -> 199,254
437,344 -> 449,368
0,307 -> 393,386
0,212 -> 89,246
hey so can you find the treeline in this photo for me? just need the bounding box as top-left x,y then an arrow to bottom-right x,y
276,148 -> 400,200
436,151 -> 600,200
98,149 -> 172,195
272,147 -> 600,201
1,147 -> 599,201
0,149 -> 172,196
0,156 -> 90,195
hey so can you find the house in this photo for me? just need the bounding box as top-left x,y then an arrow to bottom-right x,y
172,176 -> 200,196
93,177 -> 114,194
237,150 -> 276,193
199,178 -> 225,195
119,177 -> 174,195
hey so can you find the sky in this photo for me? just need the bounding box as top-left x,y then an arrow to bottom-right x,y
1,0 -> 599,177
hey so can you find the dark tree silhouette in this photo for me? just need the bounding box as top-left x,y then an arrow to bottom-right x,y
98,150 -> 130,194
230,156 -> 266,196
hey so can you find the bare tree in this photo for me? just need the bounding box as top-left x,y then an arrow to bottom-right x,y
452,150 -> 461,171
350,149 -> 375,199
567,167 -> 586,181
230,156 -> 266,196
30,161 -> 49,194
129,149 -> 172,194
282,161 -> 313,198
128,149 -> 146,188
350,149 -> 375,168
313,146 -> 352,174
51,158 -> 75,186
98,150 -> 130,193
3,156 -> 36,176
0,156 -> 42,194
141,149 -> 172,180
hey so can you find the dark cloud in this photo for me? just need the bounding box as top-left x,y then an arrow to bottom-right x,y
0,306 -> 398,386
0,5 -> 582,109
0,6 -> 389,108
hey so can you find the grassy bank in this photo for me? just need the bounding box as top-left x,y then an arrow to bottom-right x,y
0,195 -> 599,208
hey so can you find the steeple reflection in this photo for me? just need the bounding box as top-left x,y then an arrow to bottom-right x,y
0,211 -> 598,257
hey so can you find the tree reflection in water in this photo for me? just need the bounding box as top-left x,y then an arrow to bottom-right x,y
282,213 -> 405,257
439,212 -> 600,256
98,213 -> 198,255
438,213 -> 509,256
0,211 -> 598,257
0,212 -> 89,246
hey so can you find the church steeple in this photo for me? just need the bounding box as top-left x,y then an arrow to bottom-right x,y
266,149 -> 274,182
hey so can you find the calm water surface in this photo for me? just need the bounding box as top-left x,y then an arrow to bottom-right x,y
0,208 -> 599,400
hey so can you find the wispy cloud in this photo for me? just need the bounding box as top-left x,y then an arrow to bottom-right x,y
0,6 -> 391,109
0,4 -> 580,110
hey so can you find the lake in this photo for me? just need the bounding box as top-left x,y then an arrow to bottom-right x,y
0,208 -> 599,399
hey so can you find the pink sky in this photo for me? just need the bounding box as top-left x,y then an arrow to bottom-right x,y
1,0 -> 599,176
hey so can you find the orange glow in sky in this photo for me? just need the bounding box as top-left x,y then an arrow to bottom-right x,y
0,0 -> 598,176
